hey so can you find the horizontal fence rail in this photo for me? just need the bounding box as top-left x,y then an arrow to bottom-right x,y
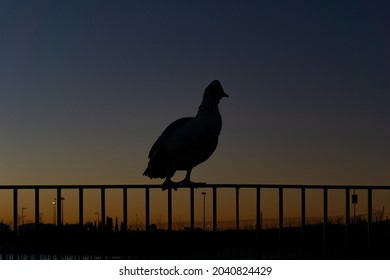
1,184 -> 390,259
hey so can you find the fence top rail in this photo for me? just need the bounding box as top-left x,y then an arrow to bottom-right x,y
0,184 -> 389,190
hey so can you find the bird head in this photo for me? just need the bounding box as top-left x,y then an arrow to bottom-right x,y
202,80 -> 229,105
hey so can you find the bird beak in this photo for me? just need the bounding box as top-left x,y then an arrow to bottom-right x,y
222,92 -> 229,98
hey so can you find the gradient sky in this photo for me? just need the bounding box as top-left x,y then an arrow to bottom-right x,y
1,1 -> 389,227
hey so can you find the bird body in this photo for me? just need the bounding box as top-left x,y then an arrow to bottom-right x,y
143,80 -> 228,189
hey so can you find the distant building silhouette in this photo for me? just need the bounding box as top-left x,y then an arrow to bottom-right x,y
0,223 -> 10,232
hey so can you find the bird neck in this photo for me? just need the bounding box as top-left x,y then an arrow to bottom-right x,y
196,102 -> 220,117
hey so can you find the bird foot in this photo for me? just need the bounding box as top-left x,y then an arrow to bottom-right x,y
178,179 -> 193,187
179,180 -> 206,188
162,179 -> 206,191
162,180 -> 180,191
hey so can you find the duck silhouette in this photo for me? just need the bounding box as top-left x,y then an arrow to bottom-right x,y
143,80 -> 228,190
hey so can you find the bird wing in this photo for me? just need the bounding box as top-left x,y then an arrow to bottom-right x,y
148,117 -> 194,159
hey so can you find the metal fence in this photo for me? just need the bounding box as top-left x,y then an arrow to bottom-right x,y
1,184 -> 389,258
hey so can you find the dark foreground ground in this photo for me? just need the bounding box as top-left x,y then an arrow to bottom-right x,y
1,222 -> 390,259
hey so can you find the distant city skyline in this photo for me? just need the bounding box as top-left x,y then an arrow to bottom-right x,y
1,185 -> 390,230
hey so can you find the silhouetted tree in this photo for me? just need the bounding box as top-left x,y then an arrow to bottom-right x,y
106,217 -> 113,233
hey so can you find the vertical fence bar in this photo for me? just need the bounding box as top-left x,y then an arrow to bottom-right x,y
323,187 -> 328,258
345,188 -> 350,258
13,188 -> 18,234
57,187 -> 61,226
279,187 -> 283,258
236,187 -> 240,230
145,187 -> 150,231
190,186 -> 195,231
367,188 -> 372,258
35,187 -> 40,225
213,187 -> 217,231
101,187 -> 105,228
256,187 -> 261,259
256,187 -> 261,231
79,188 -> 84,226
301,187 -> 306,255
167,188 -> 172,231
123,187 -> 127,232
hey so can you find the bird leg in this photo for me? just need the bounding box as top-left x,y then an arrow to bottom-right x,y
162,177 -> 180,191
162,169 -> 204,191
179,169 -> 195,187
179,169 -> 207,188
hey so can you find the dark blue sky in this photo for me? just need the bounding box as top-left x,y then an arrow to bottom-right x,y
1,1 -> 389,223
1,1 -> 389,186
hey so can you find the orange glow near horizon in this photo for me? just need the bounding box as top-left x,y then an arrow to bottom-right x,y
1,185 -> 390,230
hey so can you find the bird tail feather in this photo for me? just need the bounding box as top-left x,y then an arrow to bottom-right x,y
143,157 -> 170,179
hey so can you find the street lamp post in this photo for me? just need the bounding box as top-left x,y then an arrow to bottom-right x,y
201,192 -> 207,231
52,200 -> 56,225
61,197 -> 65,225
21,207 -> 27,225
352,189 -> 358,222
95,212 -> 100,228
